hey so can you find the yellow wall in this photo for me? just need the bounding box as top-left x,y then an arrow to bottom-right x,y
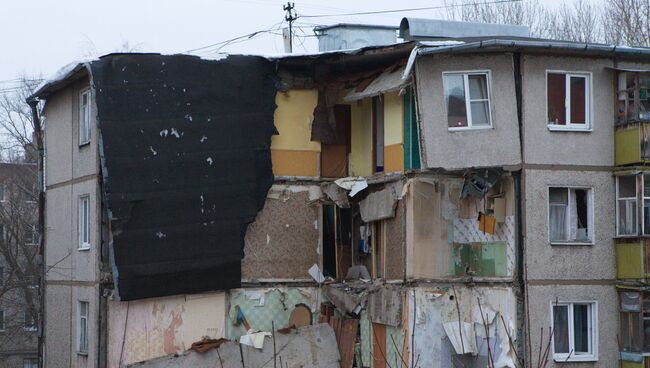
271,90 -> 320,176
384,92 -> 404,173
350,100 -> 373,177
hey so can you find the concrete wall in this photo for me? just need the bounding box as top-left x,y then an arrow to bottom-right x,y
523,169 -> 615,281
527,284 -> 618,367
521,55 -> 615,166
242,184 -> 321,281
44,77 -> 102,368
271,90 -> 320,177
106,293 -> 226,367
414,53 -> 521,169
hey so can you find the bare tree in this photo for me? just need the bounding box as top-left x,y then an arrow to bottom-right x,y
0,78 -> 41,364
602,0 -> 650,46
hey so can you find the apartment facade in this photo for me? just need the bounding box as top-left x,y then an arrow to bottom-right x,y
30,19 -> 650,368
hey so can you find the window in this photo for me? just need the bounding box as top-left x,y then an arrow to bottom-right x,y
617,176 -> 639,236
25,225 -> 38,245
79,89 -> 91,145
77,301 -> 89,354
23,358 -> 38,368
547,71 -> 591,130
0,310 -> 4,331
443,72 -> 492,129
552,302 -> 597,361
0,266 -> 3,286
548,187 -> 592,243
78,196 -> 90,250
620,291 -> 650,353
616,71 -> 650,124
23,311 -> 36,331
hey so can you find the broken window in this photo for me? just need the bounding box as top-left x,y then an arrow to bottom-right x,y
617,176 -> 638,236
78,195 -> 90,250
372,96 -> 384,173
443,72 -> 492,129
77,301 -> 88,354
321,104 -> 351,178
548,187 -> 592,243
552,302 -> 596,361
79,89 -> 91,145
0,310 -> 4,331
547,72 -> 590,129
322,204 -> 353,279
617,71 -> 650,124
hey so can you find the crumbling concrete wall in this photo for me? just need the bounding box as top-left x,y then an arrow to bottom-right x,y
106,293 -> 226,367
128,324 -> 340,368
226,287 -> 320,340
385,198 -> 405,280
406,286 -> 518,368
242,185 -> 321,281
406,176 -> 516,279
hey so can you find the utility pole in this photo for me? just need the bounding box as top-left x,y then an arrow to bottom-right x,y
283,2 -> 297,53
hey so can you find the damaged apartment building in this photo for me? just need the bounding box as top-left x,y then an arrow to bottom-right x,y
27,18 -> 650,368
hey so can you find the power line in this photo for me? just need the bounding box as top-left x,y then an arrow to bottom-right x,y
298,0 -> 522,18
184,20 -> 285,54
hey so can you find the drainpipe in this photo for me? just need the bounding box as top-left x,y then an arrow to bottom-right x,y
28,98 -> 46,368
512,52 -> 529,367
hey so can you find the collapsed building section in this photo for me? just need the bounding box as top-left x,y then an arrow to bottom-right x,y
90,54 -> 277,300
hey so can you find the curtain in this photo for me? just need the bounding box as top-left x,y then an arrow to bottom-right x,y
550,204 -> 567,241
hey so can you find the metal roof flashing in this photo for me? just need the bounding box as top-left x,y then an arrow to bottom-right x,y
400,18 -> 530,40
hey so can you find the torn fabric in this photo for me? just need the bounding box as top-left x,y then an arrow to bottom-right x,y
91,54 -> 277,301
443,322 -> 477,354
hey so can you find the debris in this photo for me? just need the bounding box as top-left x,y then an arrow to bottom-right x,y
334,177 -> 368,197
239,331 -> 271,349
359,187 -> 398,222
190,337 -> 229,353
308,264 -> 325,284
344,265 -> 370,280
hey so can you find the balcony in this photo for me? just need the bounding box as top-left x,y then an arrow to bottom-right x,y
615,122 -> 650,166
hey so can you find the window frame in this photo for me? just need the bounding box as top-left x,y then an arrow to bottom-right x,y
547,186 -> 594,245
546,70 -> 593,131
0,310 -> 4,332
23,311 -> 36,332
78,195 -> 90,251
551,301 -> 598,362
77,300 -> 89,354
79,89 -> 91,146
442,70 -> 494,131
23,358 -> 38,368
616,175 -> 641,237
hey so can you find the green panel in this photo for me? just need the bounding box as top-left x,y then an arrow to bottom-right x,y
622,361 -> 644,368
403,88 -> 420,170
385,325 -> 405,368
452,242 -> 507,277
616,126 -> 641,165
616,241 -> 645,279
226,288 -> 315,340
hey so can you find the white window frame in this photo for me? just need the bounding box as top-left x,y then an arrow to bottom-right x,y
551,301 -> 598,362
78,195 -> 90,250
443,70 -> 494,131
547,186 -> 594,245
77,300 -> 89,354
79,89 -> 91,145
23,358 -> 38,368
23,311 -> 36,332
546,70 -> 592,131
617,175 -> 640,237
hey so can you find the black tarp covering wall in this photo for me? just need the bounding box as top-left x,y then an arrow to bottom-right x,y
90,54 -> 277,301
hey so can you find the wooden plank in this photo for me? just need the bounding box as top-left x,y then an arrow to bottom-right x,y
372,323 -> 387,368
339,319 -> 359,368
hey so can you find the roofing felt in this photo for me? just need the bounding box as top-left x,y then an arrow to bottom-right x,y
89,54 -> 277,300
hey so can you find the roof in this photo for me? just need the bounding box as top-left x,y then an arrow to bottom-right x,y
416,38 -> 650,59
314,23 -> 398,32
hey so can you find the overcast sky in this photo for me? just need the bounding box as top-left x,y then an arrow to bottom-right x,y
0,0 -> 568,85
